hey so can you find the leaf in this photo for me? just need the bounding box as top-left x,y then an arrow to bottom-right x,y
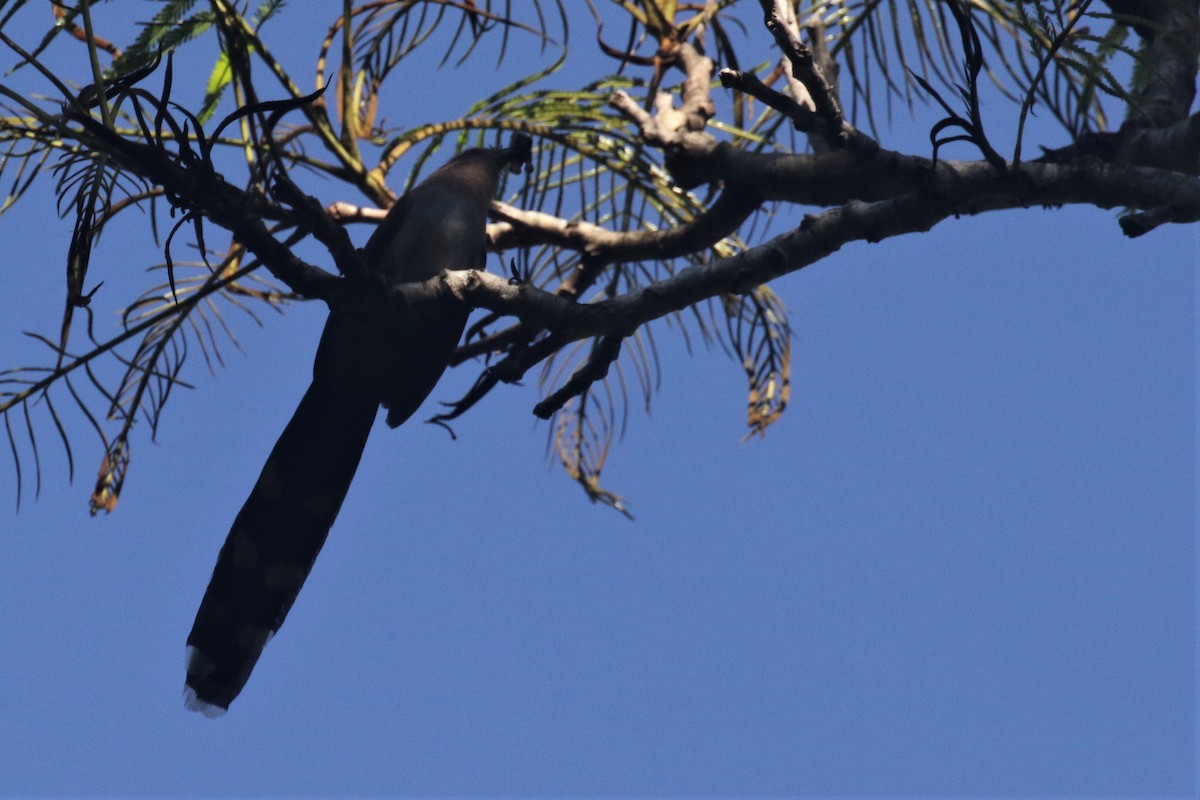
199,51 -> 234,124
112,3 -> 215,75
550,371 -> 634,519
723,286 -> 791,439
89,439 -> 128,515
0,136 -> 53,217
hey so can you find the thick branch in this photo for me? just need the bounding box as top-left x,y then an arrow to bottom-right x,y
609,42 -> 721,189
1116,110 -> 1200,173
489,188 -> 759,263
330,185 -> 761,271
269,168 -> 362,280
1104,0 -> 1199,128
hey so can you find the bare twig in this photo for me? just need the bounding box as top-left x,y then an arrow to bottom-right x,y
719,67 -> 821,133
532,333 -> 628,419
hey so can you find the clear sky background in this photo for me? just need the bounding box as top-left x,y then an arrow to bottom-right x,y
0,3 -> 1194,797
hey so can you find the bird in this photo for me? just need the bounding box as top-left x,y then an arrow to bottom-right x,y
183,137 -> 532,717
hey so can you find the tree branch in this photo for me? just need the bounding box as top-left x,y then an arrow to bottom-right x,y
488,188 -> 759,262
717,67 -> 821,134
609,42 -> 721,189
756,0 -> 871,151
1103,0 -> 1200,128
415,157 -> 1200,388
531,333 -> 628,419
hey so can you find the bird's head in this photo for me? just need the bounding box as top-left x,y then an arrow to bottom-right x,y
498,132 -> 533,174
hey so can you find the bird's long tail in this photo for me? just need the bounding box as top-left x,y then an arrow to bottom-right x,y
184,376 -> 378,716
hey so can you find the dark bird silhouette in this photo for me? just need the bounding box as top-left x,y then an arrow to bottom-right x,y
184,139 -> 531,716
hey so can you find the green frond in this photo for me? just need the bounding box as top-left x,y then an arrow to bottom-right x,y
352,0 -> 566,91
111,2 -> 215,75
199,51 -> 234,124
253,0 -> 287,28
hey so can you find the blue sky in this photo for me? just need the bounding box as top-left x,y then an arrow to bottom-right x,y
0,3 -> 1195,796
